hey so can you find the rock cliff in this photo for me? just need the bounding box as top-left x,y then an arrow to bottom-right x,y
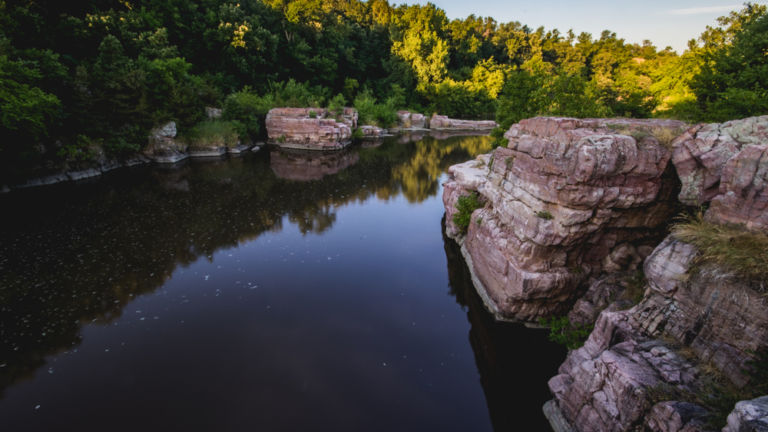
442,115 -> 768,432
443,117 -> 686,321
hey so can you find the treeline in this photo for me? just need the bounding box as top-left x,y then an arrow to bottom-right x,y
1,1 -> 767,180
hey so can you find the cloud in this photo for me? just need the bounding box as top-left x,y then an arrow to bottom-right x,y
667,5 -> 740,15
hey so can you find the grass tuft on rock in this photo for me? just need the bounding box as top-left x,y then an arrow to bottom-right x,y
672,213 -> 768,291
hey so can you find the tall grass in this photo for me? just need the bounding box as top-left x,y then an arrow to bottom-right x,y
672,213 -> 768,291
187,120 -> 240,149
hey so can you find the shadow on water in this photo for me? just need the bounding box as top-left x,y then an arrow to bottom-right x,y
442,222 -> 567,431
0,133 -> 564,431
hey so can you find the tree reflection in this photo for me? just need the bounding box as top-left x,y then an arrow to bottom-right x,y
0,134 -> 492,397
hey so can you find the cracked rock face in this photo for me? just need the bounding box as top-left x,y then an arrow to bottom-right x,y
265,108 -> 354,150
673,115 -> 768,231
442,117 -> 686,320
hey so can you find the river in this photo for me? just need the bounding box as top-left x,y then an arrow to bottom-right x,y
0,134 -> 565,431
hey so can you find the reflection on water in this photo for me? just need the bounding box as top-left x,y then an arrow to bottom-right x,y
0,134 -> 564,431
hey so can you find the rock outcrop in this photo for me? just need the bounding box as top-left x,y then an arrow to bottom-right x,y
430,114 -> 497,131
442,117 -> 687,321
144,121 -> 189,163
396,111 -> 428,129
359,125 -> 387,138
541,115 -> 768,432
265,108 -> 354,150
673,115 -> 768,231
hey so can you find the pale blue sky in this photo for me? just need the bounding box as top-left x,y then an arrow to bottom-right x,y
406,0 -> 768,53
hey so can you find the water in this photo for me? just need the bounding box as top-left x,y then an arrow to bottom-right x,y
0,135 -> 565,431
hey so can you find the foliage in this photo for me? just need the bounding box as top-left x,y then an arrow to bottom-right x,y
539,316 -> 593,350
672,213 -> 768,291
354,89 -> 399,128
222,88 -> 273,139
535,210 -> 554,220
452,191 -> 482,234
0,0 -> 765,178
186,120 -> 240,149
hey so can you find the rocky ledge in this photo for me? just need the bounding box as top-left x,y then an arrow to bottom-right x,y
430,114 -> 497,131
265,107 -> 357,150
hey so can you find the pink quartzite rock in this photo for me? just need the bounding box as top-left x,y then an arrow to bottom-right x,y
430,114 -> 497,131
548,235 -> 768,431
266,108 -> 354,150
672,115 -> 768,214
706,143 -> 768,230
443,117 -> 687,320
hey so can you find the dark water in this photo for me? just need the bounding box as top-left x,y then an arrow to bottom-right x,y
0,135 -> 565,432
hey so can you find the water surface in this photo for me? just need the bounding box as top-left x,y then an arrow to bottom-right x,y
0,135 -> 565,431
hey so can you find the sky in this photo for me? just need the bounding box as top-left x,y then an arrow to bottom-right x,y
406,0 -> 768,53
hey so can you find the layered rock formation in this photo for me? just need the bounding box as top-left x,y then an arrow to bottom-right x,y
265,108 -> 354,150
539,115 -> 768,431
443,117 -> 687,321
430,114 -> 497,131
673,115 -> 768,231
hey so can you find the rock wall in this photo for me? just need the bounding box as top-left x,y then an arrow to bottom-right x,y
396,111 -> 428,129
265,108 -> 354,150
442,117 -> 687,321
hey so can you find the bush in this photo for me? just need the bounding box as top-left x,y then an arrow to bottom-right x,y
672,213 -> 768,291
539,316 -> 593,350
354,89 -> 398,128
223,88 -> 273,139
453,191 -> 482,234
535,210 -> 554,220
270,79 -> 328,108
186,120 -> 240,149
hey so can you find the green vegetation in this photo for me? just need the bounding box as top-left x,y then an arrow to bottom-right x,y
186,120 -> 240,149
535,210 -> 554,220
672,213 -> 768,291
453,192 -> 482,234
0,1 -> 766,181
539,316 -> 594,350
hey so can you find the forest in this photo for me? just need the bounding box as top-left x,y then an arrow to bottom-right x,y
1,0 -> 767,181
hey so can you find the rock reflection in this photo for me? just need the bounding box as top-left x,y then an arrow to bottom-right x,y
0,135 -> 492,398
270,148 -> 360,182
442,220 -> 566,431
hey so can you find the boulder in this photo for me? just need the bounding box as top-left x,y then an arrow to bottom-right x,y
430,114 -> 497,131
396,111 -> 428,129
442,117 -> 687,320
359,125 -> 387,138
144,121 -> 188,163
205,107 -> 223,119
265,108 -> 353,151
723,396 -> 768,432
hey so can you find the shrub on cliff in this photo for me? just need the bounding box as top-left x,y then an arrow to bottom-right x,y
453,192 -> 482,234
672,213 -> 768,291
354,89 -> 399,128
